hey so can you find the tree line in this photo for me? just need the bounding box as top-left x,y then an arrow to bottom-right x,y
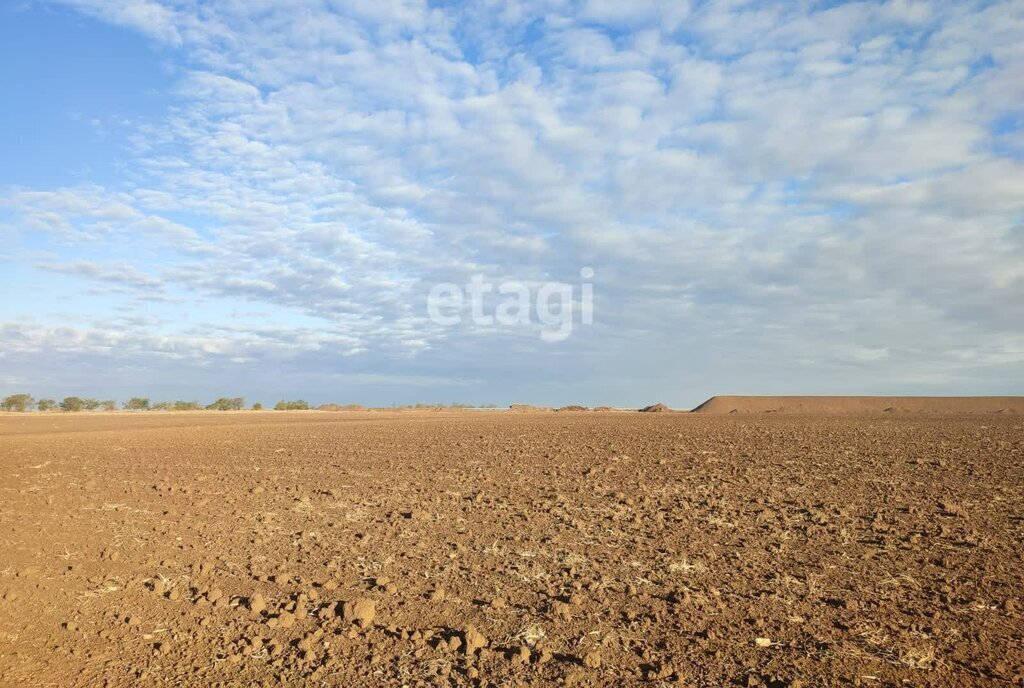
0,393 -> 313,412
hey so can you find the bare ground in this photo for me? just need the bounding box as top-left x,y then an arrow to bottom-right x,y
691,396 -> 1024,415
1,411 -> 1022,687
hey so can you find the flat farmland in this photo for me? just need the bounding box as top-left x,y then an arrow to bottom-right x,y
1,411 -> 1022,687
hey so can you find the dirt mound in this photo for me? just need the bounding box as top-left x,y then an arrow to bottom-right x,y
592,406 -> 615,412
556,405 -> 589,412
692,395 -> 1024,415
639,403 -> 672,413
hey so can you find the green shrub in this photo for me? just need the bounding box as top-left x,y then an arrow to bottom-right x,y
206,397 -> 245,411
274,399 -> 310,410
124,397 -> 150,411
1,393 -> 34,412
60,396 -> 85,412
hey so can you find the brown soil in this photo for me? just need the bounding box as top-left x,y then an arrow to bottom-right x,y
1,411 -> 1022,687
639,403 -> 672,413
692,395 -> 1024,415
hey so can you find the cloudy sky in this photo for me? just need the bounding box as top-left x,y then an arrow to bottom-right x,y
1,0 -> 1022,408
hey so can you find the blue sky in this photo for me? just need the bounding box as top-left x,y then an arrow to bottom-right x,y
1,0 -> 1022,407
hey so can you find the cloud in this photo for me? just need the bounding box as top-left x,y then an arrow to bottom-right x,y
1,185 -> 205,247
53,0 -> 183,44
37,260 -> 164,291
1,0 -> 1022,404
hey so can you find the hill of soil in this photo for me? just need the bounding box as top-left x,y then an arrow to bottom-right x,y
691,395 -> 1024,415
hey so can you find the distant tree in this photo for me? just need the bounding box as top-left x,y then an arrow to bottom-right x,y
251,402 -> 263,411
82,398 -> 101,411
60,396 -> 85,412
36,398 -> 57,412
207,397 -> 244,411
172,400 -> 202,411
274,399 -> 310,410
151,401 -> 172,411
100,399 -> 118,411
124,397 -> 150,411
1,393 -> 34,412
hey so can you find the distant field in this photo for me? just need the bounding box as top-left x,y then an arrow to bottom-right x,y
691,395 -> 1024,414
1,411 -> 1021,686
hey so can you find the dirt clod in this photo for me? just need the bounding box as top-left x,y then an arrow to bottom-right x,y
462,625 -> 487,654
342,598 -> 376,628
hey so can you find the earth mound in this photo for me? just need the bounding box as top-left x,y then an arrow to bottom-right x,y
691,395 -> 1024,415
639,403 -> 672,413
556,405 -> 589,412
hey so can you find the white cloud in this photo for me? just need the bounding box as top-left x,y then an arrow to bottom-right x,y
54,0 -> 182,44
2,0 -> 1022,404
37,260 -> 164,290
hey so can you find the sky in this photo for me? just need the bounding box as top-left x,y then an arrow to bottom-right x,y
0,0 -> 1022,408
